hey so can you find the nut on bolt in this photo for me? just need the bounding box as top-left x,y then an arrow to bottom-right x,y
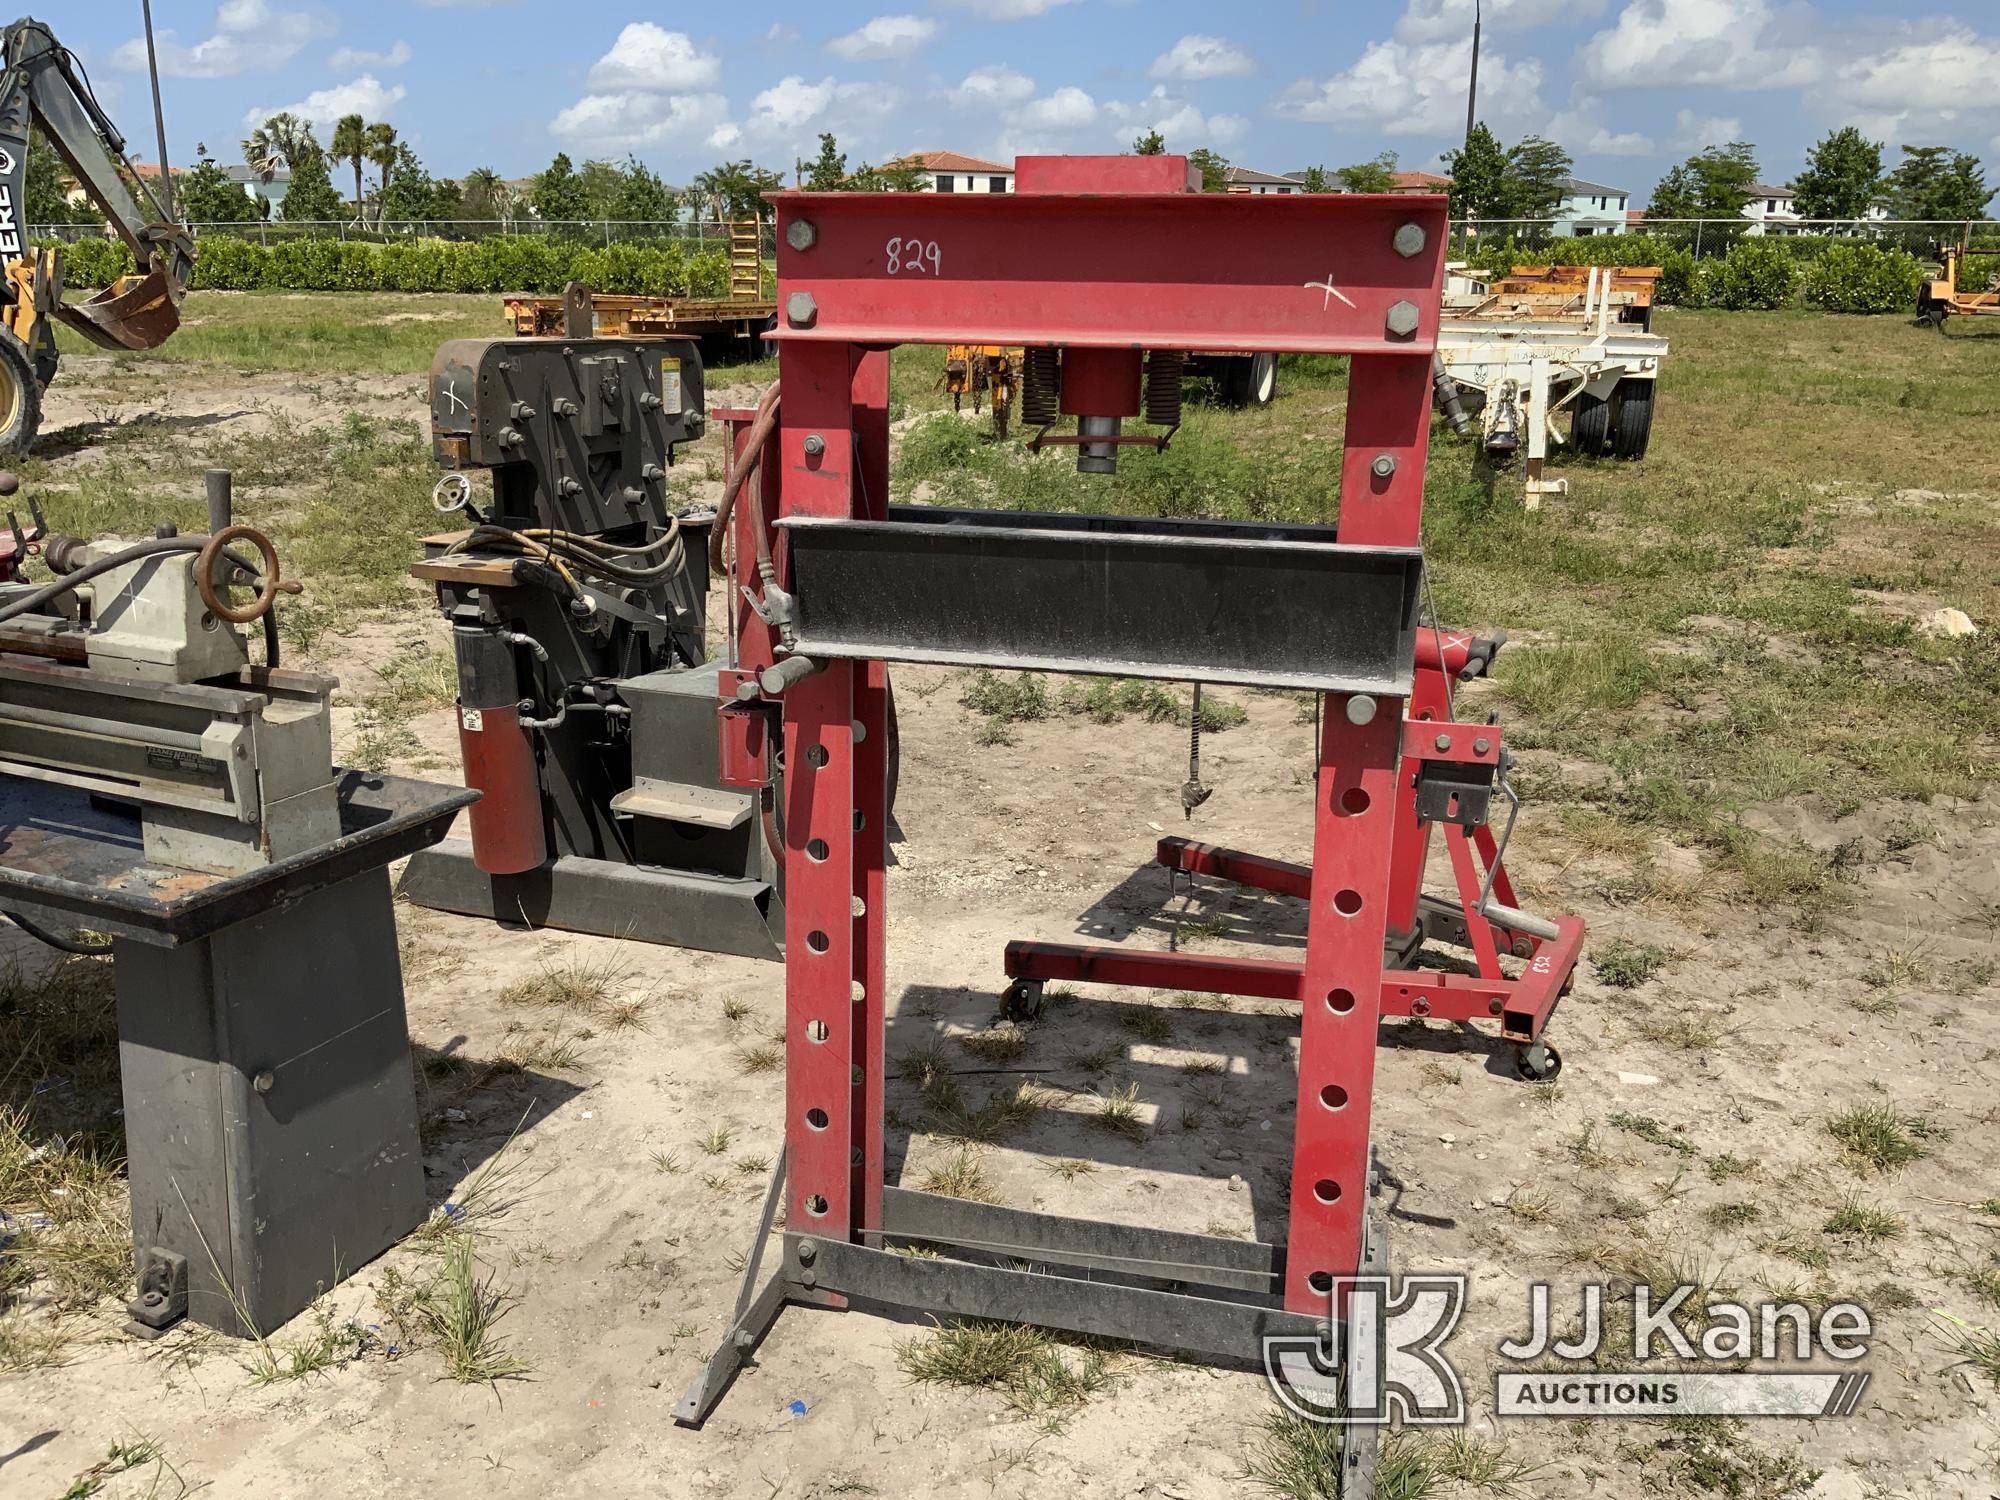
786,218 -> 818,252
785,291 -> 819,328
1393,222 -> 1427,258
803,433 -> 826,457
1386,299 -> 1421,338
1370,453 -> 1397,479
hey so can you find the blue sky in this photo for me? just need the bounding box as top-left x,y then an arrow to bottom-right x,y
62,1 -> 2000,198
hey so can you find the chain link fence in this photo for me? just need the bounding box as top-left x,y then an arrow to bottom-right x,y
1449,216 -> 2000,258
31,218 -> 779,251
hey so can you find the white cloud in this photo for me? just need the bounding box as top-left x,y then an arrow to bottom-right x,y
329,40 -> 411,71
1148,35 -> 1254,82
550,90 -> 732,153
765,23 -> 799,44
113,0 -> 331,79
243,75 -> 407,131
1579,0 -> 1819,91
1279,37 -> 1544,137
949,65 -> 1036,108
1019,86 -> 1097,131
829,15 -> 937,61
938,0 -> 1078,18
1670,108 -> 1743,152
742,74 -> 898,152
1101,87 -> 1249,150
585,24 -> 721,92
1545,99 -> 1653,157
1396,0 -> 1601,42
1831,24 -> 2000,141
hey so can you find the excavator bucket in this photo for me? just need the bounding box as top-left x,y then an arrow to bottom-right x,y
50,270 -> 183,352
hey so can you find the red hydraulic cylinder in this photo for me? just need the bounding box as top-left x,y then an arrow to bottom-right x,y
457,701 -> 545,875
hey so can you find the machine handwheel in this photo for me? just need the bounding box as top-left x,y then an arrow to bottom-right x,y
1000,979 -> 1046,1024
196,524 -> 284,624
1513,1040 -> 1562,1082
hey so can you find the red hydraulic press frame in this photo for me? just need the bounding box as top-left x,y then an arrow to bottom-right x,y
678,162 -> 1581,1472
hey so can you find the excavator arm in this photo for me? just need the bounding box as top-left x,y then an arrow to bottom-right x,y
0,16 -> 193,352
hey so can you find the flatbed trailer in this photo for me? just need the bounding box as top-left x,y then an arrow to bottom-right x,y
505,291 -> 777,351
1436,263 -> 1668,506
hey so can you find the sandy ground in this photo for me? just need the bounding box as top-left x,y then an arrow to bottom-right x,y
3,362 -> 1997,1500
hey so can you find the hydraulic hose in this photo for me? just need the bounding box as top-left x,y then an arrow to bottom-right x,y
0,536 -> 268,627
710,382 -> 780,577
5,911 -> 113,956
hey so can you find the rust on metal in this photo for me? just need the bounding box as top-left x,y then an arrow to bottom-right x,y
52,269 -> 184,351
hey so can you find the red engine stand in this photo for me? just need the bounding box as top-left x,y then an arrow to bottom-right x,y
677,162 -> 1579,1491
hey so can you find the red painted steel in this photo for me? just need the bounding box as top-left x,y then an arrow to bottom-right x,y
850,347 -> 891,1235
1015,153 -> 1200,194
769,192 -> 1447,354
457,703 -> 545,875
1058,347 -> 1144,416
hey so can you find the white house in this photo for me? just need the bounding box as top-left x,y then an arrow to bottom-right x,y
1551,177 -> 1630,236
894,151 -> 1013,194
1222,165 -> 1300,195
1742,183 -> 1891,235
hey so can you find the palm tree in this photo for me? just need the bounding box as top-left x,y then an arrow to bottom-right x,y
330,113 -> 367,223
241,111 -> 312,181
365,122 -> 398,227
459,166 -> 508,224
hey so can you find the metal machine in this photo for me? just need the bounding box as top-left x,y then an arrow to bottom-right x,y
0,16 -> 195,450
675,158 -> 1585,1495
1434,263 -> 1667,505
0,468 -> 468,1337
399,334 -> 786,958
1916,237 -> 2000,326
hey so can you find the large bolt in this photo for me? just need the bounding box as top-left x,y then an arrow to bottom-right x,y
1433,733 -> 1452,751
796,1238 -> 819,1265
252,1069 -> 275,1095
1345,694 -> 1377,725
1370,453 -> 1397,479
1393,222 -> 1427,258
786,291 -> 819,327
786,218 -> 818,252
1473,737 -> 1491,755
1386,300 -> 1421,338
803,434 -> 826,457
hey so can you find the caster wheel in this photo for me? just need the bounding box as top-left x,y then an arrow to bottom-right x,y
1511,937 -> 1535,960
1514,1040 -> 1562,1082
1000,979 -> 1046,1025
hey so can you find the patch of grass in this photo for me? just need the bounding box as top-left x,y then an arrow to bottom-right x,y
1706,1202 -> 1760,1229
1610,1111 -> 1696,1156
1706,1153 -> 1758,1183
1091,1081 -> 1148,1142
917,1147 -> 1000,1204
1247,1416 -> 1537,1500
896,1320 -> 1113,1421
960,669 -> 1050,723
1657,1415 -> 1821,1498
244,1298 -> 366,1386
927,1082 -> 1045,1145
1937,1312 -> 2000,1388
410,1233 -> 530,1384
1593,937 -> 1678,989
1042,1159 -> 1097,1182
734,1042 -> 783,1075
1826,1104 -> 1933,1173
500,950 -> 634,1015
699,1126 -> 733,1156
958,1025 -> 1029,1065
1118,1007 -> 1175,1045
1822,1195 -> 1905,1245
56,1437 -> 190,1500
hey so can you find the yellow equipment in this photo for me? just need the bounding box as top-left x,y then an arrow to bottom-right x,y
941,344 -> 1020,438
0,17 -> 194,451
1916,238 -> 2000,327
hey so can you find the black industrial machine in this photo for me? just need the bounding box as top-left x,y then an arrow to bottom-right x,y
401,335 -> 784,957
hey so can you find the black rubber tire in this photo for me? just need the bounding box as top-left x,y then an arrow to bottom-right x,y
1571,392 -> 1611,456
1245,350 -> 1278,407
1610,377 -> 1654,460
1513,1040 -> 1562,1082
0,329 -> 41,455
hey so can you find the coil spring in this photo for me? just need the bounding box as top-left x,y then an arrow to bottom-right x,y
1144,350 -> 1186,427
1021,346 -> 1061,426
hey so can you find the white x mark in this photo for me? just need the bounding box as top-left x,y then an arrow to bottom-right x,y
1303,273 -> 1356,311
442,378 -> 468,414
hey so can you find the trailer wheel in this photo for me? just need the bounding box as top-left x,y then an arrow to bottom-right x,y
0,331 -> 42,456
1571,392 -> 1611,456
1217,352 -> 1278,408
1610,377 -> 1654,460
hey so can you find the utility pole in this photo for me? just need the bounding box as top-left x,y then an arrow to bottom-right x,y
1464,0 -> 1481,148
140,0 -> 175,219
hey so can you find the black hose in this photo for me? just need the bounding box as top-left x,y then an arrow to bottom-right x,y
5,911 -> 112,956
0,536 -> 269,627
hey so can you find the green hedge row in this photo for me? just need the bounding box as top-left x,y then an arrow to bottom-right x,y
49,235 -> 731,298
1470,234 -> 1932,313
